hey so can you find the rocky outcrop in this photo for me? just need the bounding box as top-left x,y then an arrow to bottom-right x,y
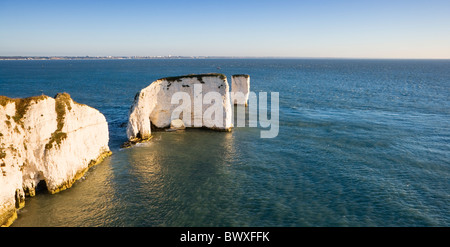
231,74 -> 250,106
0,93 -> 111,226
170,119 -> 186,130
126,73 -> 232,142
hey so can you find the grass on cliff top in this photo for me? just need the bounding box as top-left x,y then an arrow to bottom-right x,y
232,74 -> 250,78
45,93 -> 72,150
54,93 -> 72,130
0,95 -> 49,128
0,93 -> 76,151
0,148 -> 6,159
160,73 -> 227,82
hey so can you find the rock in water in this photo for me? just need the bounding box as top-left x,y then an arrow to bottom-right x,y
126,73 -> 233,141
231,74 -> 250,106
170,119 -> 185,130
0,93 -> 111,226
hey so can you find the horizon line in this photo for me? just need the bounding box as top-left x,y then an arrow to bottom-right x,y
0,55 -> 449,60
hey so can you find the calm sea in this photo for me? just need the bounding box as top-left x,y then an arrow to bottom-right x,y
0,59 -> 449,226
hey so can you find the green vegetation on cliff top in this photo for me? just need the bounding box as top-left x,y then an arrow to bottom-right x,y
0,95 -> 49,128
160,73 -> 227,82
45,93 -> 72,150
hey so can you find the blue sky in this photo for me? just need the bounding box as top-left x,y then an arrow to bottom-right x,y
1,0 -> 449,58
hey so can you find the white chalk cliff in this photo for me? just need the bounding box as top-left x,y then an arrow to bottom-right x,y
126,73 -> 233,141
231,74 -> 250,106
0,93 -> 111,226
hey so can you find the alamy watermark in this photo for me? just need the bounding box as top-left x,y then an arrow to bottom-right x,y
170,84 -> 279,138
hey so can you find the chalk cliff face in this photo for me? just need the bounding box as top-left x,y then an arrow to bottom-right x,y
231,74 -> 250,106
0,93 -> 111,226
127,73 -> 232,141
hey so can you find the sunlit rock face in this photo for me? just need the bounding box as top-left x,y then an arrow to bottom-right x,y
231,74 -> 250,106
126,73 -> 233,141
170,119 -> 186,130
0,93 -> 111,226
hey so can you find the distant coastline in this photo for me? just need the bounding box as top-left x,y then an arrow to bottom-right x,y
1,56 -> 448,60
0,56 -> 225,60
0,56 -> 309,60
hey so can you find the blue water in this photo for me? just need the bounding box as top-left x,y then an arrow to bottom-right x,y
1,59 -> 449,226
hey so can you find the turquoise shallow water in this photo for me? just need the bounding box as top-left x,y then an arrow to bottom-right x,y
0,59 -> 449,226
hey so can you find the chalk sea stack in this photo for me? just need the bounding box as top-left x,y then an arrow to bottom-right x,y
0,93 -> 111,226
126,73 -> 233,143
231,74 -> 250,106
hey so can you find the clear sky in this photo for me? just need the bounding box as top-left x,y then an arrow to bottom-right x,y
1,0 -> 449,58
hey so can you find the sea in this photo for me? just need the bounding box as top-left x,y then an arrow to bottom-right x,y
0,59 -> 448,226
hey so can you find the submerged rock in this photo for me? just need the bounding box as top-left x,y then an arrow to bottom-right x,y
0,93 -> 111,226
126,73 -> 233,142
